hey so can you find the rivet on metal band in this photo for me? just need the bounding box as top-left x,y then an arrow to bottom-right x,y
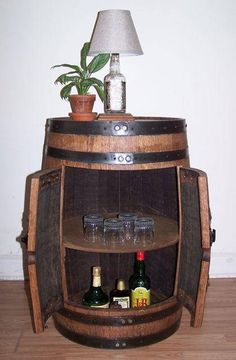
46,147 -> 188,164
47,118 -> 186,136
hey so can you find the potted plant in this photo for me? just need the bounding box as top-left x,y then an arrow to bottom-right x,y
53,42 -> 109,120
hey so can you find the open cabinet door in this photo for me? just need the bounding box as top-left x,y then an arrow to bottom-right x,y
27,168 -> 64,333
177,167 -> 211,327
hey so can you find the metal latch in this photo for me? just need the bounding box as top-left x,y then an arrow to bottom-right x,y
210,228 -> 216,246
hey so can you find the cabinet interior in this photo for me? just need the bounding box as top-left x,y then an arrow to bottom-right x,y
63,167 -> 179,219
65,246 -> 178,306
61,166 -> 180,307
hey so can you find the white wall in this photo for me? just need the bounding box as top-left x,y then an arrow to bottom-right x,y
0,0 -> 235,279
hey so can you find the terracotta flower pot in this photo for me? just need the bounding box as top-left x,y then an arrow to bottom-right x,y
69,94 -> 97,121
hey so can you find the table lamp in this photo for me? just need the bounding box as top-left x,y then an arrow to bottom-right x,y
88,9 -> 143,115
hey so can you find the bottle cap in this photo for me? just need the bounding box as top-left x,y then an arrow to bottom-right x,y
93,266 -> 101,276
136,251 -> 145,260
117,279 -> 125,291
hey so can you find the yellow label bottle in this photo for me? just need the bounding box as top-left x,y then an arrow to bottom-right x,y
130,251 -> 151,308
131,287 -> 150,307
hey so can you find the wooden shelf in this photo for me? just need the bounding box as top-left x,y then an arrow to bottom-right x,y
65,289 -> 169,310
63,214 -> 179,253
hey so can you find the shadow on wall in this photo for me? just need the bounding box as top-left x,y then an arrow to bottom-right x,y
15,117 -> 48,279
15,118 -> 58,333
15,173 -> 36,331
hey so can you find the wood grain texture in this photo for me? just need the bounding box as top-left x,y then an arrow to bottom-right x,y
193,173 -> 211,327
177,167 -> 210,327
27,169 -> 64,333
47,133 -> 188,153
193,260 -> 210,327
43,118 -> 189,170
63,214 -> 178,253
63,247 -> 177,308
27,177 -> 44,333
198,174 -> 211,249
1,279 -> 236,359
60,167 -> 68,303
62,167 -> 179,221
53,302 -> 182,348
97,113 -> 134,120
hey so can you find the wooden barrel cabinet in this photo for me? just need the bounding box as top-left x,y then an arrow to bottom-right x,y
27,116 -> 212,349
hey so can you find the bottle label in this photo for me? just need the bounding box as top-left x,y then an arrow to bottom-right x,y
91,302 -> 109,309
112,296 -> 130,308
131,287 -> 151,307
92,276 -> 101,287
105,81 -> 126,112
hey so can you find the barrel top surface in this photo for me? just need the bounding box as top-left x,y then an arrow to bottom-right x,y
48,116 -> 185,122
47,116 -> 187,136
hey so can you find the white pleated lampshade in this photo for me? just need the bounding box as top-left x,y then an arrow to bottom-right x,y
88,9 -> 143,56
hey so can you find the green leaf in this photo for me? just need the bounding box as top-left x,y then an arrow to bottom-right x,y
52,45 -> 109,100
87,53 -> 110,74
60,82 -> 76,99
80,78 -> 105,95
89,77 -> 104,87
80,78 -> 96,87
80,79 -> 93,94
80,42 -> 90,71
52,64 -> 83,76
93,84 -> 105,102
54,73 -> 79,85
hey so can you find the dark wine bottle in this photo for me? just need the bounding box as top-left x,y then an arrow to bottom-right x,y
110,279 -> 130,308
82,266 -> 109,308
129,251 -> 151,307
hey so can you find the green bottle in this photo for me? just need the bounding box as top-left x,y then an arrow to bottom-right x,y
82,266 -> 109,308
129,251 -> 151,308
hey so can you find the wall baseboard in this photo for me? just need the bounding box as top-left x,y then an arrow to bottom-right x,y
209,251 -> 236,278
0,254 -> 25,280
0,252 -> 236,280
